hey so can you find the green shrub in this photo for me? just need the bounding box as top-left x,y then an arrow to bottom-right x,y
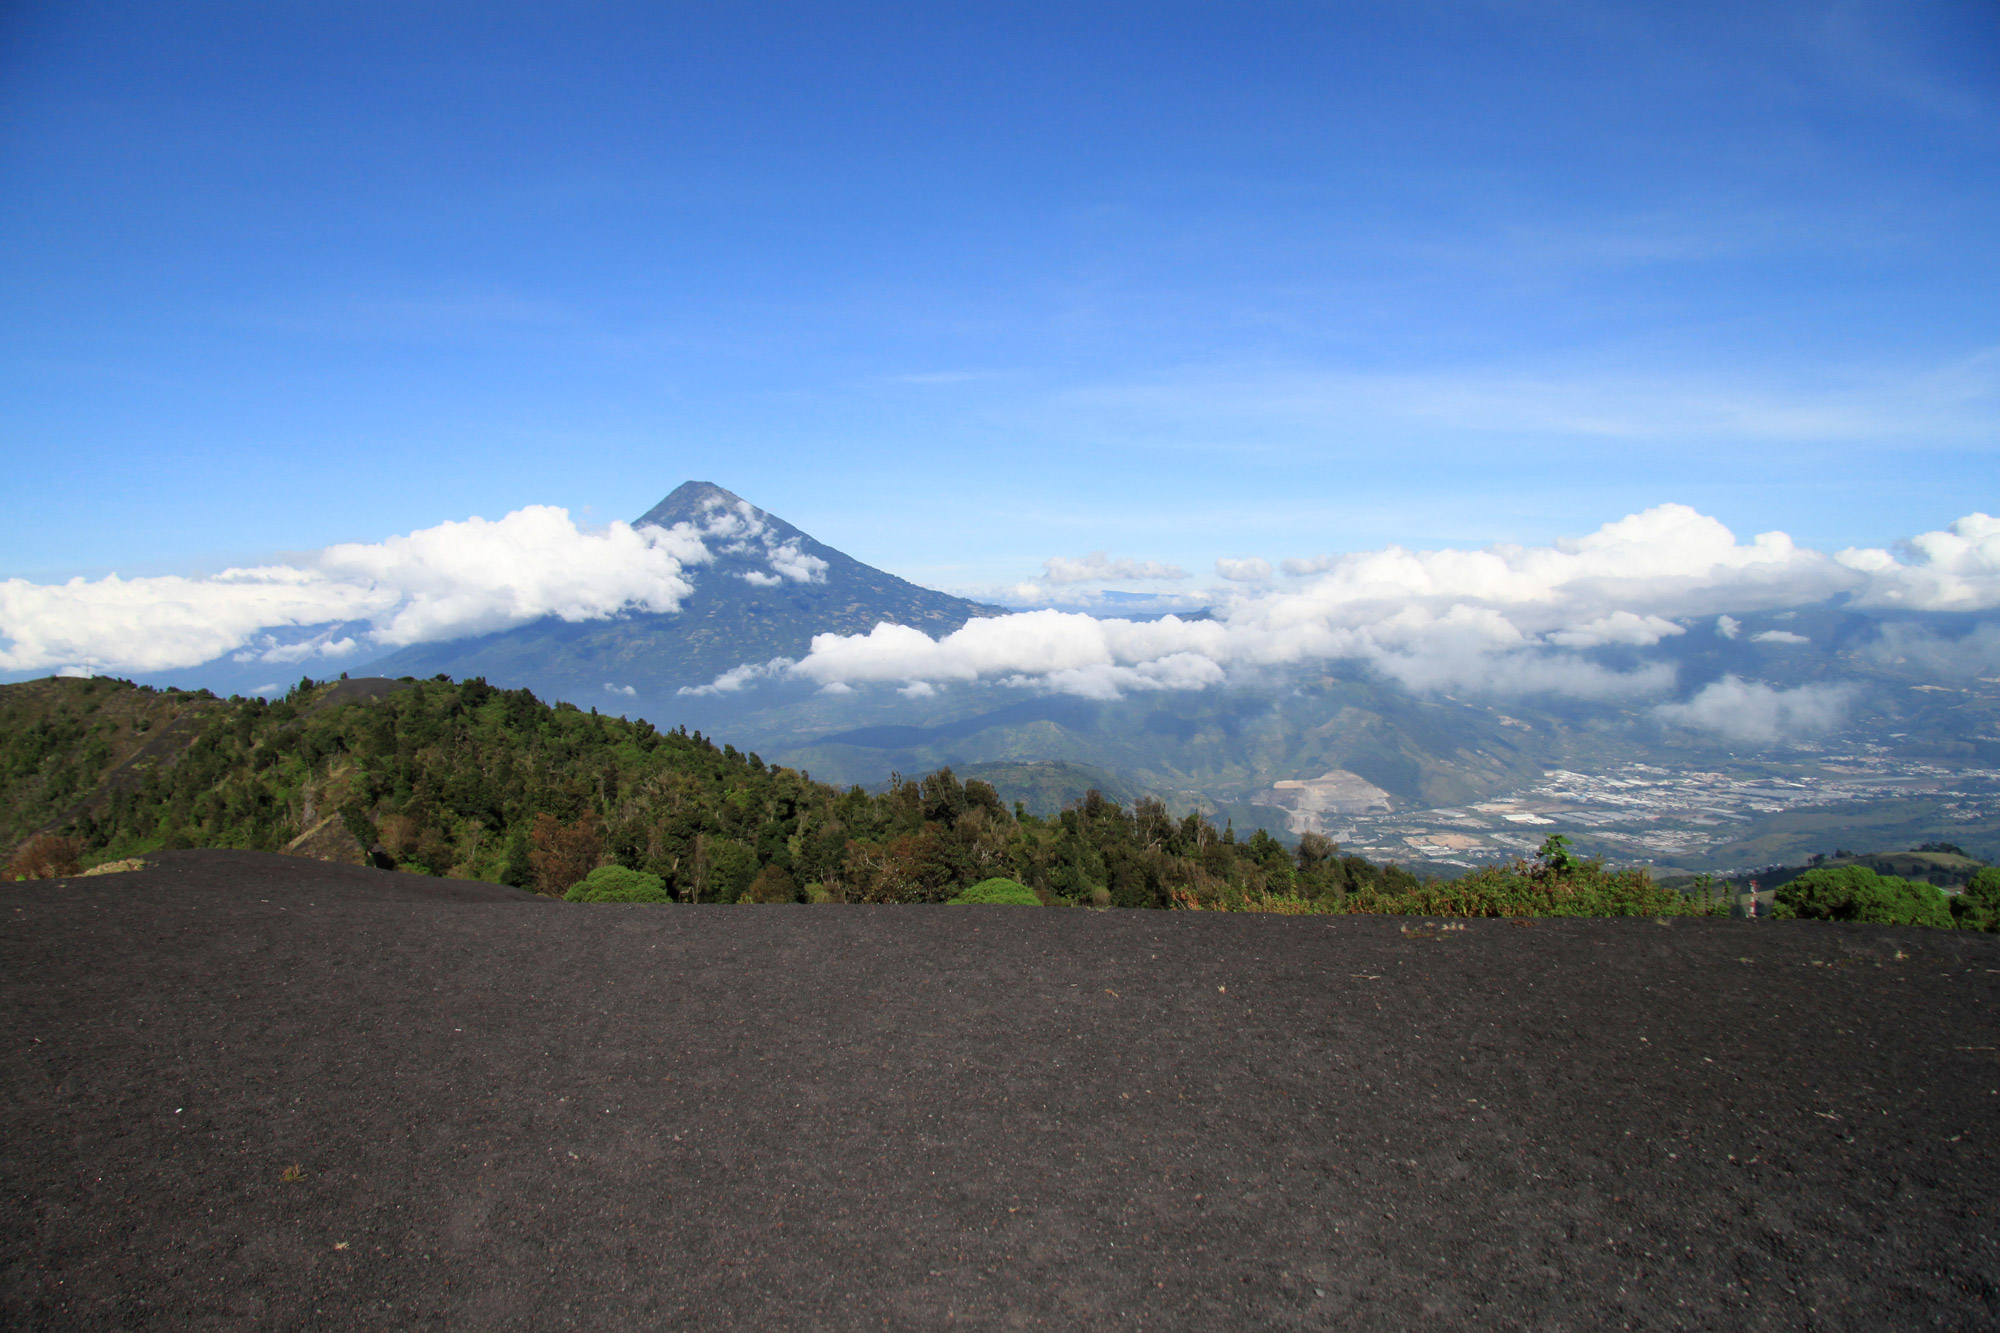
1772,865 -> 1952,928
948,877 -> 1042,905
1954,867 -> 2000,932
565,865 -> 671,903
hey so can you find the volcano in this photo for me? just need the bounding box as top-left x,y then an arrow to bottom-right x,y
362,482 -> 998,705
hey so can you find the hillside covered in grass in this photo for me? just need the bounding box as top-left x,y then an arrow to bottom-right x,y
4,674 -> 1719,917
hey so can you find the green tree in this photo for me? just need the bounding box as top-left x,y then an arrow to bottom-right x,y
1952,867 -> 2000,932
694,836 -> 759,903
499,826 -> 533,889
338,797 -> 377,855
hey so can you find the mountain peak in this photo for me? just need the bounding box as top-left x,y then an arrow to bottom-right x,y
634,481 -> 758,531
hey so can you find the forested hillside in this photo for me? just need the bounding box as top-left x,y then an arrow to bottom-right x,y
0,674 -> 1401,904
1,674 -> 1732,917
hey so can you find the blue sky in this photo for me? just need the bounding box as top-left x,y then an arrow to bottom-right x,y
3,0 -> 1996,594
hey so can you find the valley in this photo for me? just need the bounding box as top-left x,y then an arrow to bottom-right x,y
1314,750 -> 2000,875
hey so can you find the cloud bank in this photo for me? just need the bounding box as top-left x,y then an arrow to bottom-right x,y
0,491 -> 864,675
10,498 -> 1999,734
745,505 -> 2000,714
0,506 -> 723,674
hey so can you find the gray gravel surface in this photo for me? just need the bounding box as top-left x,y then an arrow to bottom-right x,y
4,849 -> 1997,1330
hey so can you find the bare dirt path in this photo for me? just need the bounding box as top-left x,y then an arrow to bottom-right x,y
5,850 -> 1996,1330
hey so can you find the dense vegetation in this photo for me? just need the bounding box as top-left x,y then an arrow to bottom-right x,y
4,674 -> 1443,907
0,674 -> 1793,921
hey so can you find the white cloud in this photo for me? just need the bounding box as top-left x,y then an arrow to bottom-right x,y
322,507 -> 708,647
605,683 -> 636,697
16,495 -> 2000,714
677,657 -> 792,697
1652,676 -> 1855,744
1042,551 -> 1188,584
1545,612 -> 1686,649
1215,557 -> 1272,582
1839,513 -> 2000,610
692,495 -> 828,584
693,498 -> 768,544
1013,653 -> 1230,701
0,506 -> 712,674
765,540 -> 829,584
0,564 -> 394,675
788,612 -> 1200,688
1751,629 -> 1810,644
232,629 -> 361,664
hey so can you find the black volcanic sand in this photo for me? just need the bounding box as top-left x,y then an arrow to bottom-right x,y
5,852 -> 1997,1331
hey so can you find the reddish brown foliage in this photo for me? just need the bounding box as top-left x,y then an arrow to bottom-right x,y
6,833 -> 84,880
842,828 -> 959,904
528,813 -> 602,897
739,864 -> 800,904
376,813 -> 419,859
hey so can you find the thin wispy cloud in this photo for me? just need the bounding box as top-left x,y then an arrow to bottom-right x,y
1654,677 -> 1858,744
1051,350 -> 2000,452
1041,552 -> 1188,584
